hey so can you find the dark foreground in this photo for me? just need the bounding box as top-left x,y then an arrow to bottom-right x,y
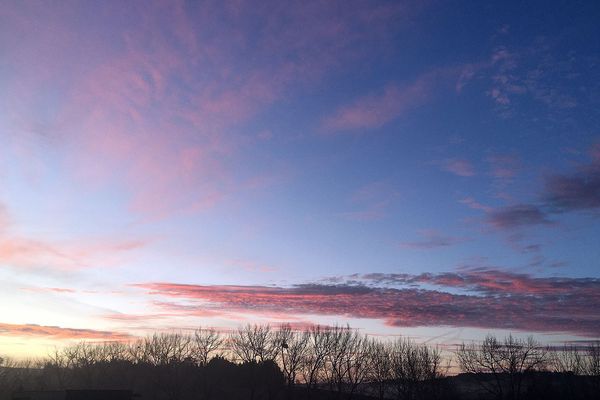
2,329 -> 599,400
3,360 -> 600,400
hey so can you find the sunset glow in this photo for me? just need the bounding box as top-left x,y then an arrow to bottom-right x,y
1,0 -> 599,358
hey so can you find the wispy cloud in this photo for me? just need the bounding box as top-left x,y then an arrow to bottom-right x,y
339,181 -> 400,221
322,78 -> 432,132
400,229 -> 469,249
487,154 -> 521,179
481,38 -> 599,121
227,259 -> 278,273
0,202 -> 145,273
459,197 -> 492,212
0,235 -> 147,272
20,287 -> 77,294
322,67 -> 461,133
2,0 -> 425,219
442,159 -> 476,177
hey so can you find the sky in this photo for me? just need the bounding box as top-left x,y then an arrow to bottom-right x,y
1,0 -> 600,358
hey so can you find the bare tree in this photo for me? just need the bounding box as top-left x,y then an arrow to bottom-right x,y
367,340 -> 392,400
325,325 -> 353,395
299,325 -> 333,397
584,341 -> 600,376
502,335 -> 547,399
275,323 -> 310,392
0,355 -> 10,390
62,342 -> 103,388
46,348 -> 71,389
99,341 -> 129,363
552,344 -> 584,374
457,334 -> 548,400
551,343 -> 591,399
0,356 -> 39,398
457,335 -> 504,399
584,341 -> 600,393
126,339 -> 147,364
142,332 -> 193,366
388,337 -> 445,400
343,333 -> 372,400
144,333 -> 197,400
550,342 -> 600,376
230,324 -> 278,363
418,345 -> 445,400
192,327 -> 223,366
390,338 -> 423,400
321,325 -> 372,398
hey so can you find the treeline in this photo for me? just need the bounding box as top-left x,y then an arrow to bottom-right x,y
0,325 -> 599,400
456,334 -> 600,400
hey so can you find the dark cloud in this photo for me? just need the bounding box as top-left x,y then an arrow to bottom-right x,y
484,143 -> 600,230
359,269 -> 600,297
487,204 -> 552,229
544,152 -> 600,212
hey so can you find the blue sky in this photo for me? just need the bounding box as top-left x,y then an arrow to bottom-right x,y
1,0 -> 599,357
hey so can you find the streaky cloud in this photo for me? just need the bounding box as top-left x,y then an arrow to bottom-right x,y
134,268 -> 600,337
322,67 -> 461,133
400,229 -> 469,249
0,322 -> 133,340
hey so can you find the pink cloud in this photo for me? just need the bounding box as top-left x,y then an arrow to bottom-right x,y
442,158 -> 476,177
2,0 -> 425,219
322,65 -> 467,133
133,270 -> 600,337
322,74 -> 436,133
0,229 -> 147,271
0,322 -> 133,340
21,287 -> 77,294
455,64 -> 478,93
